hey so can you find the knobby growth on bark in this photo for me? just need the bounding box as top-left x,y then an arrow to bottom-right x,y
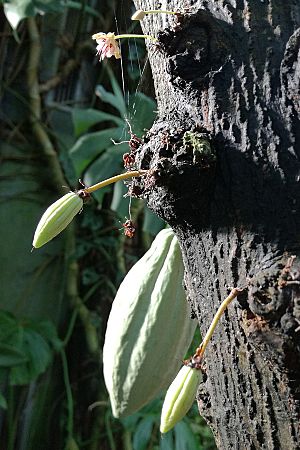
132,1 -> 300,448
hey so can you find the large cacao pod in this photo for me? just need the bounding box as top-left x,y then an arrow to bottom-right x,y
103,228 -> 196,418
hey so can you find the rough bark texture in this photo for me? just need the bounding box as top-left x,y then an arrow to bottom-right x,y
133,1 -> 300,448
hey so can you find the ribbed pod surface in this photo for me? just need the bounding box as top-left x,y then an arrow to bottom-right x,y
33,192 -> 83,248
103,228 -> 196,418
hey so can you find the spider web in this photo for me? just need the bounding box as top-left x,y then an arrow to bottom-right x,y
113,0 -> 157,136
112,0 -> 158,221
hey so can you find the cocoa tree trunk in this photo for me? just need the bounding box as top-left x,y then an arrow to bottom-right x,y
133,0 -> 300,448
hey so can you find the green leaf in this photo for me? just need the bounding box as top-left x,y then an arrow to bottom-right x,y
10,328 -> 52,385
68,127 -> 125,176
111,181 -> 129,217
83,144 -> 128,207
142,207 -> 165,236
72,108 -> 124,137
95,85 -> 127,117
105,66 -> 127,117
3,0 -> 64,29
133,416 -> 155,450
24,330 -> 51,375
3,0 -> 34,29
0,344 -> 28,367
119,410 -> 142,430
64,1 -> 102,18
128,93 -> 156,136
160,431 -> 174,450
174,421 -> 199,450
0,310 -> 58,384
0,140 -> 69,322
28,320 -> 63,352
0,310 -> 18,341
0,392 -> 7,410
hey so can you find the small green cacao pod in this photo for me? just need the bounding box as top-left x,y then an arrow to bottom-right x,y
103,228 -> 196,418
32,192 -> 83,249
131,10 -> 146,20
160,365 -> 202,434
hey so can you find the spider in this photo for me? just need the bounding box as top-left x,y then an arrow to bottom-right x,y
128,133 -> 143,153
76,179 -> 91,202
121,219 -> 136,238
123,152 -> 136,169
111,119 -> 143,170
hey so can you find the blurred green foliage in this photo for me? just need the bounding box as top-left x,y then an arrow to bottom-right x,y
0,1 -> 216,449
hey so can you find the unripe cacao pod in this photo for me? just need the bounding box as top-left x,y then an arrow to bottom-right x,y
32,192 -> 83,248
131,10 -> 146,20
160,364 -> 201,434
103,228 -> 196,418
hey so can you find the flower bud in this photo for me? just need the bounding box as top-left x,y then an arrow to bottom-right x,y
160,365 -> 201,434
131,10 -> 146,20
32,192 -> 83,248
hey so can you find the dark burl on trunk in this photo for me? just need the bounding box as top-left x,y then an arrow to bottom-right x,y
133,1 -> 300,448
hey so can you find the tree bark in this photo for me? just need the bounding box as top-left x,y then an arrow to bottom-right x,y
133,1 -> 300,448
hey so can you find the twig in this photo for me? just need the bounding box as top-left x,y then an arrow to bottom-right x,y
39,41 -> 92,93
27,17 -> 66,190
39,59 -> 78,93
84,170 -> 148,194
193,287 -> 244,360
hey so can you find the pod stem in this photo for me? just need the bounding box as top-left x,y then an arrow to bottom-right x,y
114,34 -> 158,42
84,170 -> 148,194
144,10 -> 178,15
193,287 -> 244,361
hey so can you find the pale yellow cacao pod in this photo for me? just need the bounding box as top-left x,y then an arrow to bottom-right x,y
32,192 -> 83,248
103,228 -> 196,418
160,364 -> 202,433
131,10 -> 146,20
